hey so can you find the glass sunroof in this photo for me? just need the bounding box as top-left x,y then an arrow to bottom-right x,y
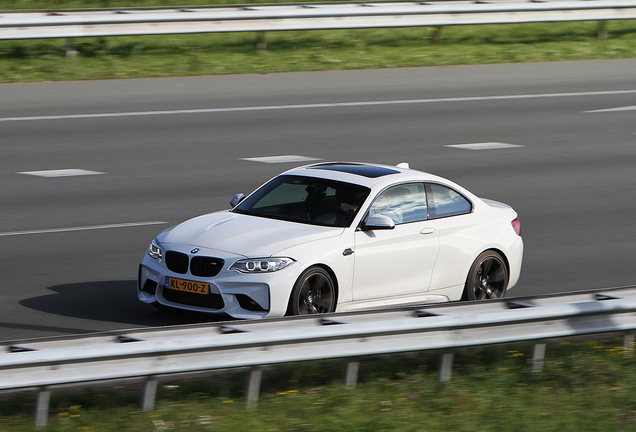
309,163 -> 400,178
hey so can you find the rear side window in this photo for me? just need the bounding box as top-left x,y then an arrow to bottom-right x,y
427,183 -> 472,219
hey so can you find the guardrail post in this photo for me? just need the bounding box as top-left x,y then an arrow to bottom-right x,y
141,376 -> 159,412
65,38 -> 78,57
531,342 -> 546,373
432,27 -> 443,44
246,366 -> 263,408
256,32 -> 267,49
344,360 -> 360,389
34,386 -> 51,427
597,20 -> 608,41
439,351 -> 454,383
624,333 -> 635,353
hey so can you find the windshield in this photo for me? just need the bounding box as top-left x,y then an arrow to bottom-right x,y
233,175 -> 370,227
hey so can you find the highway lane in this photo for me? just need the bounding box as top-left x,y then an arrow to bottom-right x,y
1,59 -> 635,342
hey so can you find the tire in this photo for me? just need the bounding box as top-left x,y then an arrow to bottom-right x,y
463,251 -> 508,301
288,267 -> 336,315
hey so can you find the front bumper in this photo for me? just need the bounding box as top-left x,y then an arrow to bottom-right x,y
138,251 -> 300,319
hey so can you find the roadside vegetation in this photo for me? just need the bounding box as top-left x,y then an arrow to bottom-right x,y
1,338 -> 636,431
1,0 -> 636,82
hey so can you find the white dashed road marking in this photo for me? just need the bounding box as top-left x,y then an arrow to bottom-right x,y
0,221 -> 167,237
18,169 -> 105,177
445,143 -> 524,150
585,106 -> 636,113
241,155 -> 321,164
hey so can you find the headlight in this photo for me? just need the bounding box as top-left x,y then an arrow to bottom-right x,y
230,257 -> 295,273
148,239 -> 163,260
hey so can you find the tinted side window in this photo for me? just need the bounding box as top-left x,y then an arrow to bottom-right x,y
427,184 -> 472,218
369,183 -> 428,225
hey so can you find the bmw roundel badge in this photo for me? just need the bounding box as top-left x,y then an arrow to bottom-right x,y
191,248 -> 200,254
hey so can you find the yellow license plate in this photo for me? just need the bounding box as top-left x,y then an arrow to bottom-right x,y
165,277 -> 210,295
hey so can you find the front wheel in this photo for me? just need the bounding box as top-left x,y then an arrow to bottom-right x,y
288,267 -> 336,315
463,251 -> 508,300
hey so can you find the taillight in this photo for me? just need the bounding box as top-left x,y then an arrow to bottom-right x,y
511,218 -> 521,236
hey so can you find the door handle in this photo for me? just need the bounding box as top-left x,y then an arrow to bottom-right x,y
420,227 -> 436,235
343,248 -> 354,256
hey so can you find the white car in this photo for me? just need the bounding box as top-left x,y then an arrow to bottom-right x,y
138,162 -> 523,319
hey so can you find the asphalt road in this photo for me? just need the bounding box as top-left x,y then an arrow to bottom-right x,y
1,59 -> 635,342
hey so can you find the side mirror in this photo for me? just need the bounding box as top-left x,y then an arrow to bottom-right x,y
230,193 -> 246,208
362,214 -> 395,230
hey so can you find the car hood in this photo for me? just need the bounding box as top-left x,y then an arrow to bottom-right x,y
159,211 -> 344,257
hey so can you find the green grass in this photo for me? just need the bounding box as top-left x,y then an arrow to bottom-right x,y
2,339 -> 636,431
1,1 -> 636,82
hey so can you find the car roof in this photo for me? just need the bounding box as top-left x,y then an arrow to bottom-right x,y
281,162 -> 448,189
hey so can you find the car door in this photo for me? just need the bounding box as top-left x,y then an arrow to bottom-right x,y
424,182 -> 478,291
352,183 -> 440,301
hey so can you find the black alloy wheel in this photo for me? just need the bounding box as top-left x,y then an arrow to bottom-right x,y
289,267 -> 336,315
463,251 -> 509,300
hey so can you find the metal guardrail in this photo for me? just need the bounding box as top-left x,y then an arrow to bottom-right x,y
2,286 -> 636,426
1,0 -> 635,40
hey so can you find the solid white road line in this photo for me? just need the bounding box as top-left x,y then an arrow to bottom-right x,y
584,105 -> 636,113
0,221 -> 167,237
2,90 -> 635,122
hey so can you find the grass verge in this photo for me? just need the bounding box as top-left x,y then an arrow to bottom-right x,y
1,338 -> 636,431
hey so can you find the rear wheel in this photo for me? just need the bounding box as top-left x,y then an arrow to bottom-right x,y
463,251 -> 508,300
288,267 -> 336,315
